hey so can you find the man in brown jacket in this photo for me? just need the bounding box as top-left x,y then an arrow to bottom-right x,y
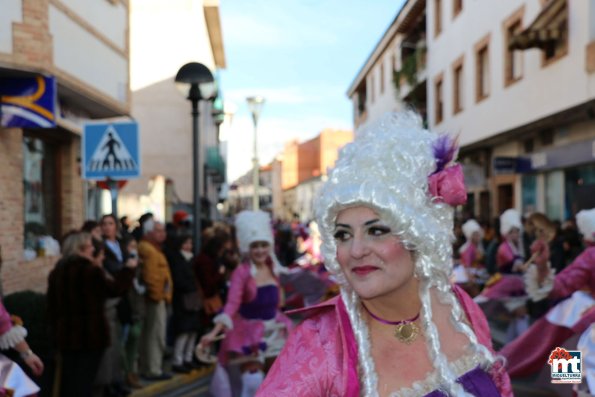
138,220 -> 173,380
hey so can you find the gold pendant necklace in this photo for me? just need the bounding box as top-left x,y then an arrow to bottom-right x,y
362,303 -> 421,344
394,321 -> 420,344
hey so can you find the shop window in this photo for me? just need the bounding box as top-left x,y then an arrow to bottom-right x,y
23,136 -> 60,258
545,170 -> 564,222
524,138 -> 534,153
522,174 -> 537,214
541,129 -> 554,146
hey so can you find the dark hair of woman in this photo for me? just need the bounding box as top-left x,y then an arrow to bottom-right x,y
81,220 -> 100,233
201,228 -> 231,258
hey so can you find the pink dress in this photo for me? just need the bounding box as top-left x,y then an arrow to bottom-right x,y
257,285 -> 512,396
217,261 -> 292,364
460,242 -> 483,268
501,246 -> 595,377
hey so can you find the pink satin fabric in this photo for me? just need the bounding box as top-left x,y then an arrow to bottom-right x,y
257,285 -> 512,396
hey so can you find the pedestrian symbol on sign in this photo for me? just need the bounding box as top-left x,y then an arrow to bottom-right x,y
87,126 -> 137,172
82,121 -> 140,180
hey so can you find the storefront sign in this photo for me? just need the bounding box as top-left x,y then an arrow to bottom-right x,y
493,156 -> 533,174
0,75 -> 56,128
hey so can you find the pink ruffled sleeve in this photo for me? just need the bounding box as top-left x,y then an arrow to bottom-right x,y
222,263 -> 256,318
454,285 -> 513,397
550,247 -> 595,299
257,315 -> 339,396
496,243 -> 513,269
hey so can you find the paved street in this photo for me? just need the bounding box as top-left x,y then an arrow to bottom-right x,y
130,369 -> 212,397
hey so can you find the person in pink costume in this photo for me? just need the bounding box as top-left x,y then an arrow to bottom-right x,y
500,208 -> 595,394
459,219 -> 484,269
198,210 -> 292,397
257,113 -> 512,397
475,209 -> 530,342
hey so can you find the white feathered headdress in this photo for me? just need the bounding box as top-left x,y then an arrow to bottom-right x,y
500,208 -> 522,236
234,210 -> 274,254
576,208 -> 595,242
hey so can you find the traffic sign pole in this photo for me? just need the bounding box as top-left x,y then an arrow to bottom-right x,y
107,178 -> 119,218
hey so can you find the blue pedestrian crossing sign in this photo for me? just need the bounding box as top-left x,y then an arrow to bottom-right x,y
82,121 -> 140,180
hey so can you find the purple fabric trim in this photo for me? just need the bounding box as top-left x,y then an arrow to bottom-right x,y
337,297 -> 360,397
239,285 -> 279,320
423,367 -> 501,397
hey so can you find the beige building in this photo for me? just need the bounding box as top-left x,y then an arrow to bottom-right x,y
349,0 -> 595,223
0,0 -> 130,293
279,129 -> 353,221
120,0 -> 226,224
227,129 -> 353,221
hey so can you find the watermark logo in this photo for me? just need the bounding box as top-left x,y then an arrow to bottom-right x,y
548,347 -> 582,384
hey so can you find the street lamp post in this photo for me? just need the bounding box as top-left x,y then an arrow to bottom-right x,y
246,96 -> 265,210
175,62 -> 215,255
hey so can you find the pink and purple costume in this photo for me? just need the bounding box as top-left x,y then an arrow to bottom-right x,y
501,246 -> 595,379
257,286 -> 512,396
216,261 -> 292,364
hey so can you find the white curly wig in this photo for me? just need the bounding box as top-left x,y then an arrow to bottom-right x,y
576,208 -> 595,242
234,210 -> 274,254
314,112 -> 495,397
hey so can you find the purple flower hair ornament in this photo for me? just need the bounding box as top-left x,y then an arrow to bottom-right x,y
428,134 -> 467,206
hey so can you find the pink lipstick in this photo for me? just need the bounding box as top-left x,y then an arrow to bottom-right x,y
352,266 -> 378,276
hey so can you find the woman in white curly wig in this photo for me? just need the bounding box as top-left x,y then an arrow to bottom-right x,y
198,210 -> 292,397
257,112 -> 512,396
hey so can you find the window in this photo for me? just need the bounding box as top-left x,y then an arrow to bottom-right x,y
392,53 -> 396,73
475,35 -> 490,102
434,73 -> 444,124
452,56 -> 464,114
504,8 -> 524,86
434,0 -> 442,37
523,138 -> 534,153
453,0 -> 463,18
23,136 -> 60,256
506,21 -> 523,84
380,62 -> 385,95
370,74 -> 375,103
543,18 -> 568,63
541,129 -> 554,146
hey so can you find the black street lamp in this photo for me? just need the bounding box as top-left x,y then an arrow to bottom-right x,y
175,62 -> 215,255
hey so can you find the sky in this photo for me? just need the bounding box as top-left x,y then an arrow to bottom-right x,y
218,0 -> 405,181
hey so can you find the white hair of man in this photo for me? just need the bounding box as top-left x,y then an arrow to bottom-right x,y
315,112 -> 496,397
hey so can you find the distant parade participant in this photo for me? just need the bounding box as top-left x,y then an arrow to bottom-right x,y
475,209 -> 529,342
198,210 -> 292,397
500,208 -> 595,395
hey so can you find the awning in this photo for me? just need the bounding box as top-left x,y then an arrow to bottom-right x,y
508,0 -> 567,50
206,146 -> 225,183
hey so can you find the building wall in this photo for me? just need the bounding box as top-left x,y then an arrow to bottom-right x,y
428,0 -> 595,146
298,136 -> 320,183
122,0 -> 222,223
281,140 -> 299,190
320,129 -> 354,173
0,0 -> 129,293
49,3 -> 129,104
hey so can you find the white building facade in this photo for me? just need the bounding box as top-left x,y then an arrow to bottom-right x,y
349,0 -> 595,224
122,0 -> 226,224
